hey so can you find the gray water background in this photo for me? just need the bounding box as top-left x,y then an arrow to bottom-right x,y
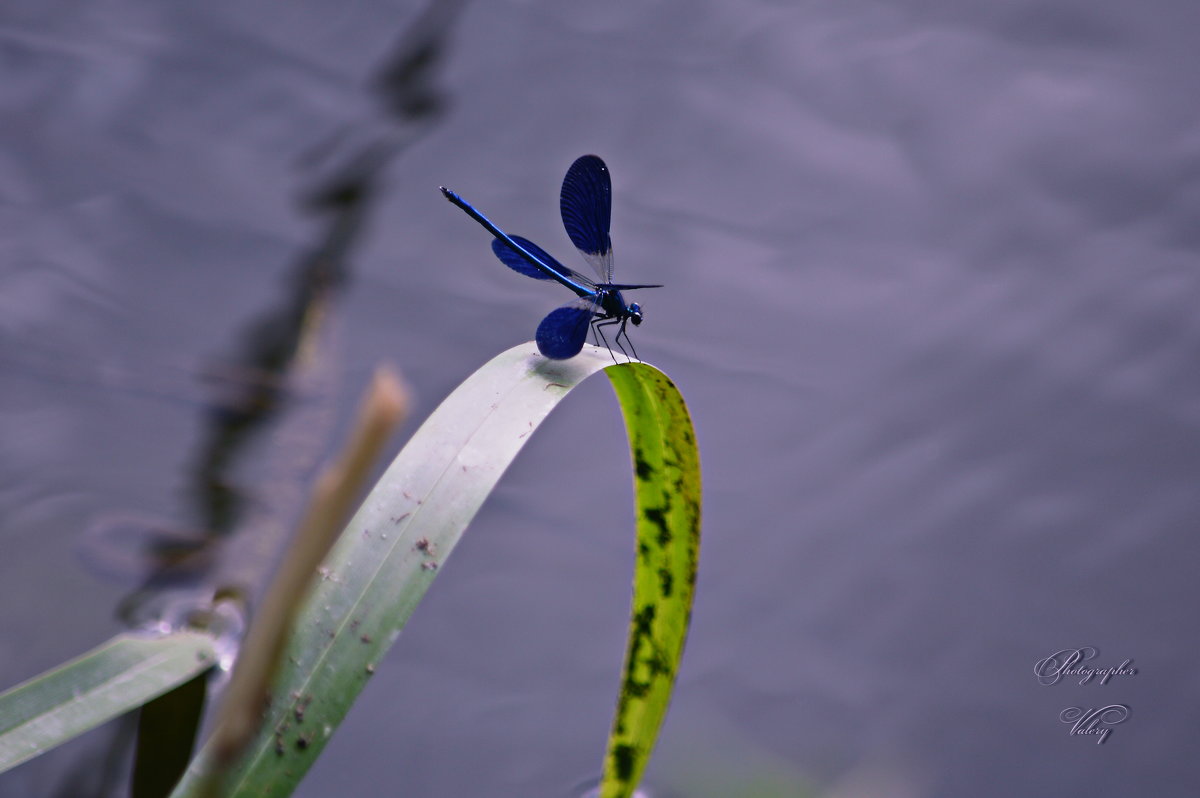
2,1 -> 1200,796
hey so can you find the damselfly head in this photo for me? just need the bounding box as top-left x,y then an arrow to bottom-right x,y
629,303 -> 643,326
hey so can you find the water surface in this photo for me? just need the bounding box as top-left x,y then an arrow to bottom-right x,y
2,1 -> 1199,796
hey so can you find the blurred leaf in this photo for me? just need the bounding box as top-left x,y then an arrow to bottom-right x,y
170,343 -> 700,798
132,671 -> 209,798
0,631 -> 217,775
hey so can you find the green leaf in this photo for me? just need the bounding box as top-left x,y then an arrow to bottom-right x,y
0,631 -> 217,775
171,343 -> 701,798
600,363 -> 701,798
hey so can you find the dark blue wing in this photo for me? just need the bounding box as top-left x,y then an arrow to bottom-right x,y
560,155 -> 614,283
491,235 -> 594,290
535,297 -> 597,359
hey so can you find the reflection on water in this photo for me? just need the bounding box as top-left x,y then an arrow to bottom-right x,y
80,513 -> 215,583
2,3 -> 469,796
77,0 -> 466,627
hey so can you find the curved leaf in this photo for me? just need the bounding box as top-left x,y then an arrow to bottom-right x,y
171,343 -> 700,797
